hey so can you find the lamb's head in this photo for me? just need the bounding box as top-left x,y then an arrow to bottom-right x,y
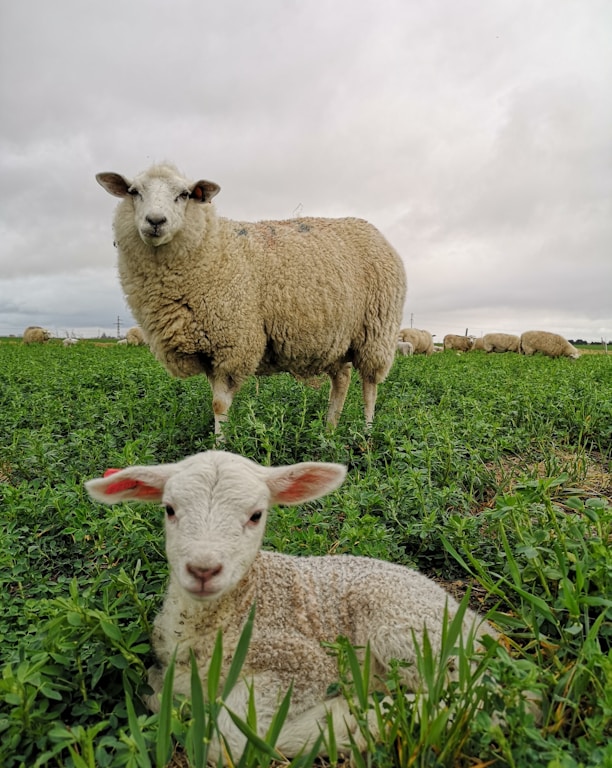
86,450 -> 346,601
96,164 -> 220,247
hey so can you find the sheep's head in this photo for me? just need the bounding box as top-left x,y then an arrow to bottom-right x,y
96,165 -> 220,247
86,450 -> 346,602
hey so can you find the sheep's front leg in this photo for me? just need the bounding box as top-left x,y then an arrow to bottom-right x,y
361,375 -> 378,427
326,363 -> 352,427
209,373 -> 241,436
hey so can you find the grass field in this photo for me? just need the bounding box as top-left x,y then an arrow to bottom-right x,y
1,340 -> 610,767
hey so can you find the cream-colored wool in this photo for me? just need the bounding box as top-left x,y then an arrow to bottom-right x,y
472,336 -> 485,351
443,333 -> 475,352
96,164 -> 407,434
398,327 -> 434,355
482,332 -> 520,354
520,330 -> 580,359
23,326 -> 51,344
125,326 -> 146,346
86,450 -> 497,762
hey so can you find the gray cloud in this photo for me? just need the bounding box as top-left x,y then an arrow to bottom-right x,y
1,0 -> 610,341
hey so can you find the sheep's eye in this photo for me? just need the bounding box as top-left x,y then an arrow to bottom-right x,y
128,187 -> 140,197
248,511 -> 263,525
176,190 -> 189,201
164,504 -> 176,518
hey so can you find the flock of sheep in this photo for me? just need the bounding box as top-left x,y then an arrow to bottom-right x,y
21,162 -> 550,760
397,327 -> 581,359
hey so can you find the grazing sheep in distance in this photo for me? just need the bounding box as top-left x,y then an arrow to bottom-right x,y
396,340 -> 414,356
520,330 -> 580,359
96,164 -> 407,435
482,333 -> 520,354
23,326 -> 51,344
471,336 -> 485,351
86,449 -> 497,761
62,337 -> 79,346
398,327 -> 434,355
443,334 -> 475,352
125,326 -> 146,346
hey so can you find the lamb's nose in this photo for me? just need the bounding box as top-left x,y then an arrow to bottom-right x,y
187,563 -> 223,583
146,215 -> 167,227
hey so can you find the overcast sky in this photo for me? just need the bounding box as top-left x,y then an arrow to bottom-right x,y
1,0 -> 610,341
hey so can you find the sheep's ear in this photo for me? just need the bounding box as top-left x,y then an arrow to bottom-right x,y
85,464 -> 177,504
265,462 -> 347,506
190,180 -> 220,203
96,172 -> 131,198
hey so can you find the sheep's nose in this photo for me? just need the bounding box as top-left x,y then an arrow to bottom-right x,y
187,563 -> 223,583
146,214 -> 167,227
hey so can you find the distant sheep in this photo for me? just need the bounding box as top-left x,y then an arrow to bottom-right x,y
117,339 -> 128,345
62,337 -> 79,347
520,330 -> 580,359
471,337 -> 485,351
125,326 -> 146,346
443,334 -> 475,352
23,326 -> 51,344
96,164 -> 406,435
396,340 -> 414,356
398,328 -> 434,355
482,333 -> 520,354
86,450 -> 497,761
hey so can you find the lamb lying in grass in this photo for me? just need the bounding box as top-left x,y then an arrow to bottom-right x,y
86,450 -> 499,760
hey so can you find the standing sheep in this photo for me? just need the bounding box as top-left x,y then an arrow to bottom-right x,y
125,326 -> 146,346
398,327 -> 434,355
520,330 -> 580,359
443,334 -> 475,352
23,326 -> 51,344
471,336 -> 485,351
96,164 -> 406,434
482,333 -> 520,354
86,449 -> 498,761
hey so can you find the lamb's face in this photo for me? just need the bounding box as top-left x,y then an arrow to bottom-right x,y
96,166 -> 220,248
161,455 -> 271,601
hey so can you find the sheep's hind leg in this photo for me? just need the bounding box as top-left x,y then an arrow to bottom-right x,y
209,374 -> 240,438
361,375 -> 378,427
326,364 -> 352,427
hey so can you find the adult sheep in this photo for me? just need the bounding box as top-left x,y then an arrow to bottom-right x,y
398,327 -> 434,355
443,334 -> 475,352
96,164 -> 406,435
125,326 -> 146,346
86,449 -> 500,762
520,330 -> 580,359
23,326 -> 51,344
482,333 -> 520,354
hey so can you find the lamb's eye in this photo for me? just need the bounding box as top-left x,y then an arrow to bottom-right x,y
176,190 -> 189,201
128,188 -> 140,197
164,504 -> 176,518
248,511 -> 263,525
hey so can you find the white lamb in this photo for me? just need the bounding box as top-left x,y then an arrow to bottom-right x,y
62,337 -> 79,346
23,326 -> 51,344
398,328 -> 434,355
396,340 -> 414,356
482,333 -> 520,354
520,330 -> 580,359
96,164 -> 407,435
86,450 -> 498,761
443,334 -> 475,352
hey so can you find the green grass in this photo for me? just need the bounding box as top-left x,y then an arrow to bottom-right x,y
0,342 -> 610,767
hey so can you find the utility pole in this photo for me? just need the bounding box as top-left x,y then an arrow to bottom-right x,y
116,316 -> 121,339
410,313 -> 414,328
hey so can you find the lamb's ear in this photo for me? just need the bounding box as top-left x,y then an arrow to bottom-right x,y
190,180 -> 220,203
96,172 -> 131,198
85,464 -> 177,504
265,462 -> 347,506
